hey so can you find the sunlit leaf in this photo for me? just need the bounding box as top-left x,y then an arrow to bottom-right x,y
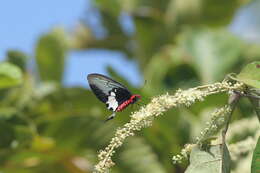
31,136 -> 55,152
35,28 -> 68,83
236,61 -> 260,89
179,29 -> 243,83
0,107 -> 17,119
0,62 -> 22,89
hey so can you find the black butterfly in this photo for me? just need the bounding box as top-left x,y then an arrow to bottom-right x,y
87,73 -> 141,121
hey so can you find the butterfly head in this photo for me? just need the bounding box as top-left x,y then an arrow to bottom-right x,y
130,94 -> 141,104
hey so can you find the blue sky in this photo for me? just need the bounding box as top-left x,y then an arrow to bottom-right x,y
0,0 -> 86,56
0,0 -> 141,87
0,0 -> 259,87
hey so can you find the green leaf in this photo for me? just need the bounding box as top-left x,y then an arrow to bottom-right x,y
251,137 -> 260,173
236,61 -> 260,89
94,0 -> 121,16
222,144 -> 231,173
165,0 -> 248,27
35,28 -> 68,83
31,136 -> 55,152
248,90 -> 260,122
200,0 -> 246,26
7,50 -> 28,72
0,62 -> 22,89
179,29 -> 243,84
185,144 -> 231,173
0,107 -> 17,119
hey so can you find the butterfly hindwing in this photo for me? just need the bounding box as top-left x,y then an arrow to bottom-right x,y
113,88 -> 131,105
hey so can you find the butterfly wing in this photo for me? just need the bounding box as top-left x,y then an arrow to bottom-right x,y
87,73 -> 132,106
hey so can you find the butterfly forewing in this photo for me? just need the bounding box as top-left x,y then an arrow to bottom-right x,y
87,73 -> 132,105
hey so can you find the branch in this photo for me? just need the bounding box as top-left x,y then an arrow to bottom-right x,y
93,81 -> 244,173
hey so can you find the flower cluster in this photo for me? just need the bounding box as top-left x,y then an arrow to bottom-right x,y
172,144 -> 196,164
172,105 -> 232,164
195,105 -> 232,145
94,81 -> 244,172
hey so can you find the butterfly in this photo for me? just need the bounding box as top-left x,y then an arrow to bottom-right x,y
87,73 -> 141,121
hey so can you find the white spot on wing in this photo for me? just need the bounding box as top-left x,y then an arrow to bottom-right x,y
106,92 -> 118,111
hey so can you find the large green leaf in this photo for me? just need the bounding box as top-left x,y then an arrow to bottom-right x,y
251,137 -> 260,173
179,29 -> 243,83
236,61 -> 260,89
35,29 -> 68,83
0,62 -> 22,89
185,144 -> 231,173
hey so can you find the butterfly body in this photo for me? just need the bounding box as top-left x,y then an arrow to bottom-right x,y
87,73 -> 141,120
116,94 -> 140,112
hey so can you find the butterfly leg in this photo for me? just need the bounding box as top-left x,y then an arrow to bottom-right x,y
105,112 -> 116,122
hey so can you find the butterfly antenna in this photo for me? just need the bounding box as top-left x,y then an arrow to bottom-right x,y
104,112 -> 116,122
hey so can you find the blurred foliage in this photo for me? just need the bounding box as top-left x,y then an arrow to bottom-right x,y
0,0 -> 259,173
0,62 -> 22,89
36,29 -> 68,83
236,61 -> 260,89
7,50 -> 28,72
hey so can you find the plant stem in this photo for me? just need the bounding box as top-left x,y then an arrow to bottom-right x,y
221,92 -> 240,171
